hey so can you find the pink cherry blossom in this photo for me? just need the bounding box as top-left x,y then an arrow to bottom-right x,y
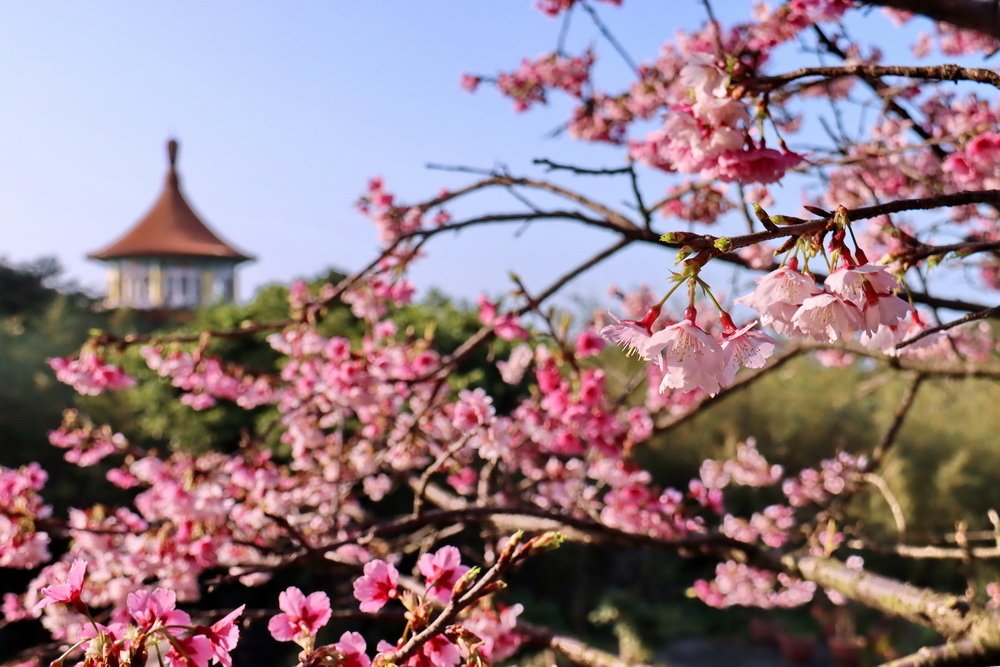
418,546 -> 470,603
459,73 -> 480,93
267,587 -> 332,643
353,560 -> 400,613
575,328 -> 606,358
716,148 -> 805,184
791,293 -> 863,342
645,315 -> 725,396
825,263 -> 900,306
48,354 -> 135,396
600,313 -> 654,359
203,605 -> 245,667
166,634 -> 213,667
861,292 -> 912,334
334,631 -> 371,667
736,264 -> 817,334
478,295 -> 529,340
35,558 -> 86,611
497,344 -> 533,384
720,320 -> 776,386
127,587 -> 192,632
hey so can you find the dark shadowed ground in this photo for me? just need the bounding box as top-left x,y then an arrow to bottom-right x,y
661,638 -> 834,667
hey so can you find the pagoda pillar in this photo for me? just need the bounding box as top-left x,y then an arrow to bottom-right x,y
201,269 -> 213,305
106,265 -> 122,307
149,262 -> 163,307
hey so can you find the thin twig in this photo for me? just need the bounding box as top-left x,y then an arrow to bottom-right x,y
897,306 -> 1000,349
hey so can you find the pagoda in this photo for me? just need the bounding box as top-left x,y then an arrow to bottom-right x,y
88,139 -> 253,309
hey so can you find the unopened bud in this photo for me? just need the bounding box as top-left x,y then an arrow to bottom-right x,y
833,205 -> 850,228
525,531 -> 565,555
452,566 -> 481,598
660,231 -> 696,245
713,237 -> 732,252
497,531 -> 524,566
675,246 -> 694,263
752,202 -> 778,231
471,581 -> 507,599
803,205 -> 830,217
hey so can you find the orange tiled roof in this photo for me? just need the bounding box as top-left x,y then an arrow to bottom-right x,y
88,140 -> 253,262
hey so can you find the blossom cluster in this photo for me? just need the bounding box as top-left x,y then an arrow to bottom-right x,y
0,463 -> 51,569
692,561 -> 817,609
25,558 -> 245,667
601,305 -> 776,396
266,545 -> 522,667
141,347 -> 275,410
48,409 -> 128,467
737,258 -> 912,346
48,353 -> 135,396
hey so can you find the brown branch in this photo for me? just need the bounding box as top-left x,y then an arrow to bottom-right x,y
846,537 -> 1000,560
882,638 -> 1000,667
870,374 -> 925,466
862,472 -> 908,534
654,344 -> 806,433
518,621 -> 648,667
897,306 -> 1000,349
785,554 -> 1000,643
532,158 -> 631,176
412,435 -> 473,517
865,0 -> 1000,41
812,26 -> 946,159
892,239 -> 1000,265
752,64 -> 1000,91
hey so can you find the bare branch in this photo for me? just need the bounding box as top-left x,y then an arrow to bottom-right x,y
752,64 -> 1000,91
881,638 -> 1000,667
897,306 -> 1000,349
786,554 -> 1000,642
518,621 -> 649,667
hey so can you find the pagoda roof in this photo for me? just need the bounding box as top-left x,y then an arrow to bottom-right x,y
88,140 -> 253,263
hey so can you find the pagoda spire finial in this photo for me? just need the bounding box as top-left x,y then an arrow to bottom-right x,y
166,138 -> 180,186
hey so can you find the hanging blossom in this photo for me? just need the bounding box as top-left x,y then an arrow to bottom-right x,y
737,255 -> 911,344
646,309 -> 726,395
0,463 -> 51,569
602,302 -> 775,396
716,147 -> 805,185
48,353 -> 135,396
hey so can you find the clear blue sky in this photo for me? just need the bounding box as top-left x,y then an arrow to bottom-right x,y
0,3 -> 948,307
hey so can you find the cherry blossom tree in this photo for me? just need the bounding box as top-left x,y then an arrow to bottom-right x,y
4,1 -> 1000,665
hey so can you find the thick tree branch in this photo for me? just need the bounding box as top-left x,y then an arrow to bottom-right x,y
787,555 -> 1000,651
753,64 -> 1000,91
882,638 -> 1000,666
518,621 -> 649,667
866,0 -> 1000,41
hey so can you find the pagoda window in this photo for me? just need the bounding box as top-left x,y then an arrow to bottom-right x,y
164,266 -> 202,308
211,266 -> 235,302
121,262 -> 151,309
